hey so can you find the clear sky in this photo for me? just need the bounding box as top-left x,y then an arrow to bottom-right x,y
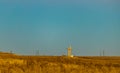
0,0 -> 120,56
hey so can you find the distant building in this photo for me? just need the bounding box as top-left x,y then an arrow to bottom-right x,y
67,45 -> 73,57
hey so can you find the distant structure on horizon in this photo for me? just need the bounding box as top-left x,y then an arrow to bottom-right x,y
67,45 -> 73,57
36,50 -> 39,56
99,49 -> 105,56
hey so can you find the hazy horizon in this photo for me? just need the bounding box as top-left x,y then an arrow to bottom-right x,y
0,0 -> 120,56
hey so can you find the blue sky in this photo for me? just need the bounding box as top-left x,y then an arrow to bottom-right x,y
0,0 -> 120,56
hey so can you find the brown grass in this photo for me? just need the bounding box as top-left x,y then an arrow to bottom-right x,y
0,53 -> 120,73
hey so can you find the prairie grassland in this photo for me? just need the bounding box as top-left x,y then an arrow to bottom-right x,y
0,54 -> 120,73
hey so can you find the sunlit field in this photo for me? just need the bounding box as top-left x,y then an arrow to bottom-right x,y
0,52 -> 120,73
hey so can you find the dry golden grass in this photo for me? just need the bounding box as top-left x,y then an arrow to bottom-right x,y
0,52 -> 120,73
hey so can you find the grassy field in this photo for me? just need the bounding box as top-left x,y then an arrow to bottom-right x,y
0,52 -> 120,73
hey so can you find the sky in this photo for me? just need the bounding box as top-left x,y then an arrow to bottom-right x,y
0,0 -> 120,56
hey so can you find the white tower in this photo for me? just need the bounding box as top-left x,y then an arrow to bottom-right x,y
67,45 -> 72,57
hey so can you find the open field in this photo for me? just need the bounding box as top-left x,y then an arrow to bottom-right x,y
0,52 -> 120,73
